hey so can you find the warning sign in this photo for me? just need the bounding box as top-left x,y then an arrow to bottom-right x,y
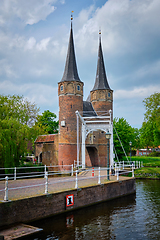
66,194 -> 74,207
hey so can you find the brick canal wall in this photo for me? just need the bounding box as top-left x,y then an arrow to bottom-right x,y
0,178 -> 136,227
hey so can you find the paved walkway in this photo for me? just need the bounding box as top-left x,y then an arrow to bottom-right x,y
0,169 -> 132,202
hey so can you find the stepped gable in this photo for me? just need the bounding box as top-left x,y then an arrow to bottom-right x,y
61,22 -> 81,82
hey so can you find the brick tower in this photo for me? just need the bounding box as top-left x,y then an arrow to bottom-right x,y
58,19 -> 83,166
90,32 -> 113,117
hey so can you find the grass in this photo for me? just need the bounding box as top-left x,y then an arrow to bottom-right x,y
131,156 -> 160,167
134,167 -> 160,179
125,156 -> 160,179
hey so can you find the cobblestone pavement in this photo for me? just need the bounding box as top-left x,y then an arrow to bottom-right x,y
0,170 -> 131,201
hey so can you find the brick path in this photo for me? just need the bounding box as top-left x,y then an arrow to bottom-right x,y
0,169 -> 131,201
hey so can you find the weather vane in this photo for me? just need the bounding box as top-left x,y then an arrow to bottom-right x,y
71,11 -> 74,21
99,28 -> 101,40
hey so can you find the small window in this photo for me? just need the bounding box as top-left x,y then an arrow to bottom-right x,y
60,85 -> 63,91
108,92 -> 111,98
77,85 -> 80,91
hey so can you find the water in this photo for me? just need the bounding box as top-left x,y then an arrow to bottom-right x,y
27,180 -> 160,240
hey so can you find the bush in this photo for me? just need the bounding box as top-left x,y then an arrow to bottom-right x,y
148,151 -> 160,157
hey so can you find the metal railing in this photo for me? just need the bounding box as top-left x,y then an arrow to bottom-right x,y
0,165 -> 134,202
0,164 -> 73,181
113,160 -> 143,170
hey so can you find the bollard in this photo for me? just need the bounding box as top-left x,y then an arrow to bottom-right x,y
14,167 -> 16,181
45,172 -> 48,194
117,170 -> 119,181
132,163 -> 134,178
139,161 -> 140,168
75,170 -> 78,189
142,161 -> 143,167
71,164 -> 73,176
92,168 -> 94,177
137,161 -> 138,169
4,176 -> 9,201
44,165 -> 47,178
98,167 -> 101,184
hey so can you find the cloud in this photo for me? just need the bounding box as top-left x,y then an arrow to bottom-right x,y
114,85 -> 160,100
0,80 -> 58,114
0,0 -> 57,26
0,0 -> 159,129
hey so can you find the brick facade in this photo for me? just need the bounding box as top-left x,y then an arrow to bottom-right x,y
34,24 -> 113,168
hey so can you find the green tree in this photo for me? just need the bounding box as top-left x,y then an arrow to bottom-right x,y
0,94 -> 45,168
36,110 -> 59,134
113,117 -> 139,160
140,92 -> 160,148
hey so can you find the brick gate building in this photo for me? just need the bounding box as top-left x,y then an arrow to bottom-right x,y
35,18 -> 113,168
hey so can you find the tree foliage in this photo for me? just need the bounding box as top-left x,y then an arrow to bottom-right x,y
36,110 -> 59,134
140,92 -> 160,148
113,117 -> 139,160
0,95 -> 45,168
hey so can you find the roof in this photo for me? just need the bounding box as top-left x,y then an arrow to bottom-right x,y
61,22 -> 81,82
91,35 -> 111,91
83,101 -> 97,117
35,134 -> 56,143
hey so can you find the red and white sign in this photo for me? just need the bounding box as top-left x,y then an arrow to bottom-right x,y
66,194 -> 74,207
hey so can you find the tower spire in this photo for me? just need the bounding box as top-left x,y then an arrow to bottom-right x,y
91,31 -> 110,91
61,12 -> 81,82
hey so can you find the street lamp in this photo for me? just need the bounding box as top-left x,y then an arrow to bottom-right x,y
106,131 -> 111,180
129,141 -> 132,163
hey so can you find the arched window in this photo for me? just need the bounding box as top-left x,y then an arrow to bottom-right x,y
60,85 -> 63,91
77,85 -> 80,91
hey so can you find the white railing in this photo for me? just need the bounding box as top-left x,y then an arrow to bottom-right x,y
0,164 -> 73,181
113,160 -> 143,170
74,160 -> 82,169
0,166 -> 134,202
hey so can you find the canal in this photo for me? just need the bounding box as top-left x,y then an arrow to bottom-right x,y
27,179 -> 160,240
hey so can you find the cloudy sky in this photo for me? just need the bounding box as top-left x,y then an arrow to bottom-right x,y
0,0 -> 160,129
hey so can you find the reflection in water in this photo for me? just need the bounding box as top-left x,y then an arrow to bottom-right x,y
27,180 -> 160,240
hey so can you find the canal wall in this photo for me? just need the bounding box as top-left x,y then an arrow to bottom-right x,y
0,178 -> 136,227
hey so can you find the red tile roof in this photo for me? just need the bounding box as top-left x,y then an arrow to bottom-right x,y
35,134 -> 56,143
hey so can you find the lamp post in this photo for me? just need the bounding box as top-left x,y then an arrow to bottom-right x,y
129,141 -> 132,163
106,131 -> 111,180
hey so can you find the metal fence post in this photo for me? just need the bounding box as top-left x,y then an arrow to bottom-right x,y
44,165 -> 47,178
14,167 -> 16,180
4,176 -> 9,201
98,167 -> 101,184
132,163 -> 134,178
115,163 -> 117,176
45,172 -> 48,194
75,170 -> 78,189
139,161 -> 140,168
123,161 -> 124,169
71,164 -> 73,176
117,170 -> 119,181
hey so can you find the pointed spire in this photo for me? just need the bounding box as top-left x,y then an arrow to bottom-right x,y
91,31 -> 110,91
61,14 -> 81,82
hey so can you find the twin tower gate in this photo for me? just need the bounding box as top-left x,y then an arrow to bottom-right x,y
76,110 -> 114,169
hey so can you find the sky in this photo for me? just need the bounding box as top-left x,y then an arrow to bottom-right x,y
0,0 -> 160,129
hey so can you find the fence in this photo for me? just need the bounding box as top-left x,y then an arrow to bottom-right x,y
113,160 -> 143,170
0,165 -> 135,202
0,164 -> 73,181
